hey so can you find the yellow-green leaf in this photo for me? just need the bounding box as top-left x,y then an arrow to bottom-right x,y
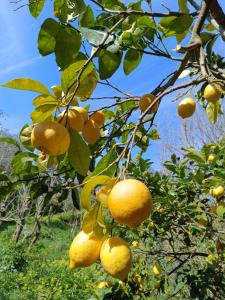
81,175 -> 112,210
32,95 -> 58,106
1,78 -> 50,95
206,102 -> 219,124
82,202 -> 103,233
31,104 -> 56,122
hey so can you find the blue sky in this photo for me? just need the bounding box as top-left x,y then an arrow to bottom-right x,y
0,0 -> 224,170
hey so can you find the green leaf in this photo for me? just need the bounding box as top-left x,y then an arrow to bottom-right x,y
159,15 -> 193,37
0,137 -> 20,149
71,188 -> 80,210
89,149 -> 117,178
183,147 -> 205,163
31,104 -> 57,122
61,60 -> 98,99
0,173 -> 9,182
11,152 -> 37,174
38,18 -> 61,56
81,175 -> 112,210
178,0 -> 189,13
99,50 -> 122,79
206,102 -> 219,124
79,27 -> 115,47
68,129 -> 91,176
54,0 -> 86,22
78,5 -> 95,28
123,49 -> 142,75
55,27 -> 81,69
32,95 -> 58,106
1,78 -> 49,95
29,0 -> 46,18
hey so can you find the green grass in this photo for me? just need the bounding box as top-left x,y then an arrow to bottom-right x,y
0,216 -> 108,300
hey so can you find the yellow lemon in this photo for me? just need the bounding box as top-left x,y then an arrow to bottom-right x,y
204,84 -> 221,103
57,108 -> 84,132
139,94 -> 159,114
31,122 -> 70,156
100,237 -> 132,281
90,110 -> 105,126
152,263 -> 161,276
131,241 -> 139,248
108,179 -> 153,228
82,119 -> 100,144
208,154 -> 215,162
213,186 -> 224,197
69,231 -> 104,269
178,98 -> 196,118
97,281 -> 112,289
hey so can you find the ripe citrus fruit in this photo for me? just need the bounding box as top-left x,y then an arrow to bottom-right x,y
208,154 -> 215,162
139,94 -> 159,114
90,111 -> 105,126
69,230 -> 104,269
154,280 -> 161,289
213,186 -> 224,197
74,106 -> 89,123
31,122 -> 70,156
131,241 -> 139,248
178,98 -> 196,118
108,179 -> 153,228
100,237 -> 132,281
204,84 -> 221,103
152,263 -> 161,276
82,119 -> 100,144
97,281 -> 112,289
57,108 -> 84,132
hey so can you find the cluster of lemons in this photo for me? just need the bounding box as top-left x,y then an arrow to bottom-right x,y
178,83 -> 222,119
31,107 -> 105,156
69,179 -> 153,281
137,83 -> 222,120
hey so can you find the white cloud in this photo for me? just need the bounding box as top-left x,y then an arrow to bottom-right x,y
0,56 -> 41,79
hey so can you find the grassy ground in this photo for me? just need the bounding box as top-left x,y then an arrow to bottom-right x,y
0,215 -> 111,300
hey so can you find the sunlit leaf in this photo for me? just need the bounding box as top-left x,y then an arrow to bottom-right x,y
1,78 -> 49,95
81,175 -> 112,210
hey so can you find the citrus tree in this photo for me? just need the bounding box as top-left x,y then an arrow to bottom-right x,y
1,0 -> 225,298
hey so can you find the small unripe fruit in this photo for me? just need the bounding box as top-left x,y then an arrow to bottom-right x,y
139,94 -> 159,114
178,98 -> 196,118
82,119 -> 100,144
204,84 -> 221,103
97,281 -> 112,289
154,280 -> 161,289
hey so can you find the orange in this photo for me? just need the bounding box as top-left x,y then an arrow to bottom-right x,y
108,179 -> 153,228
